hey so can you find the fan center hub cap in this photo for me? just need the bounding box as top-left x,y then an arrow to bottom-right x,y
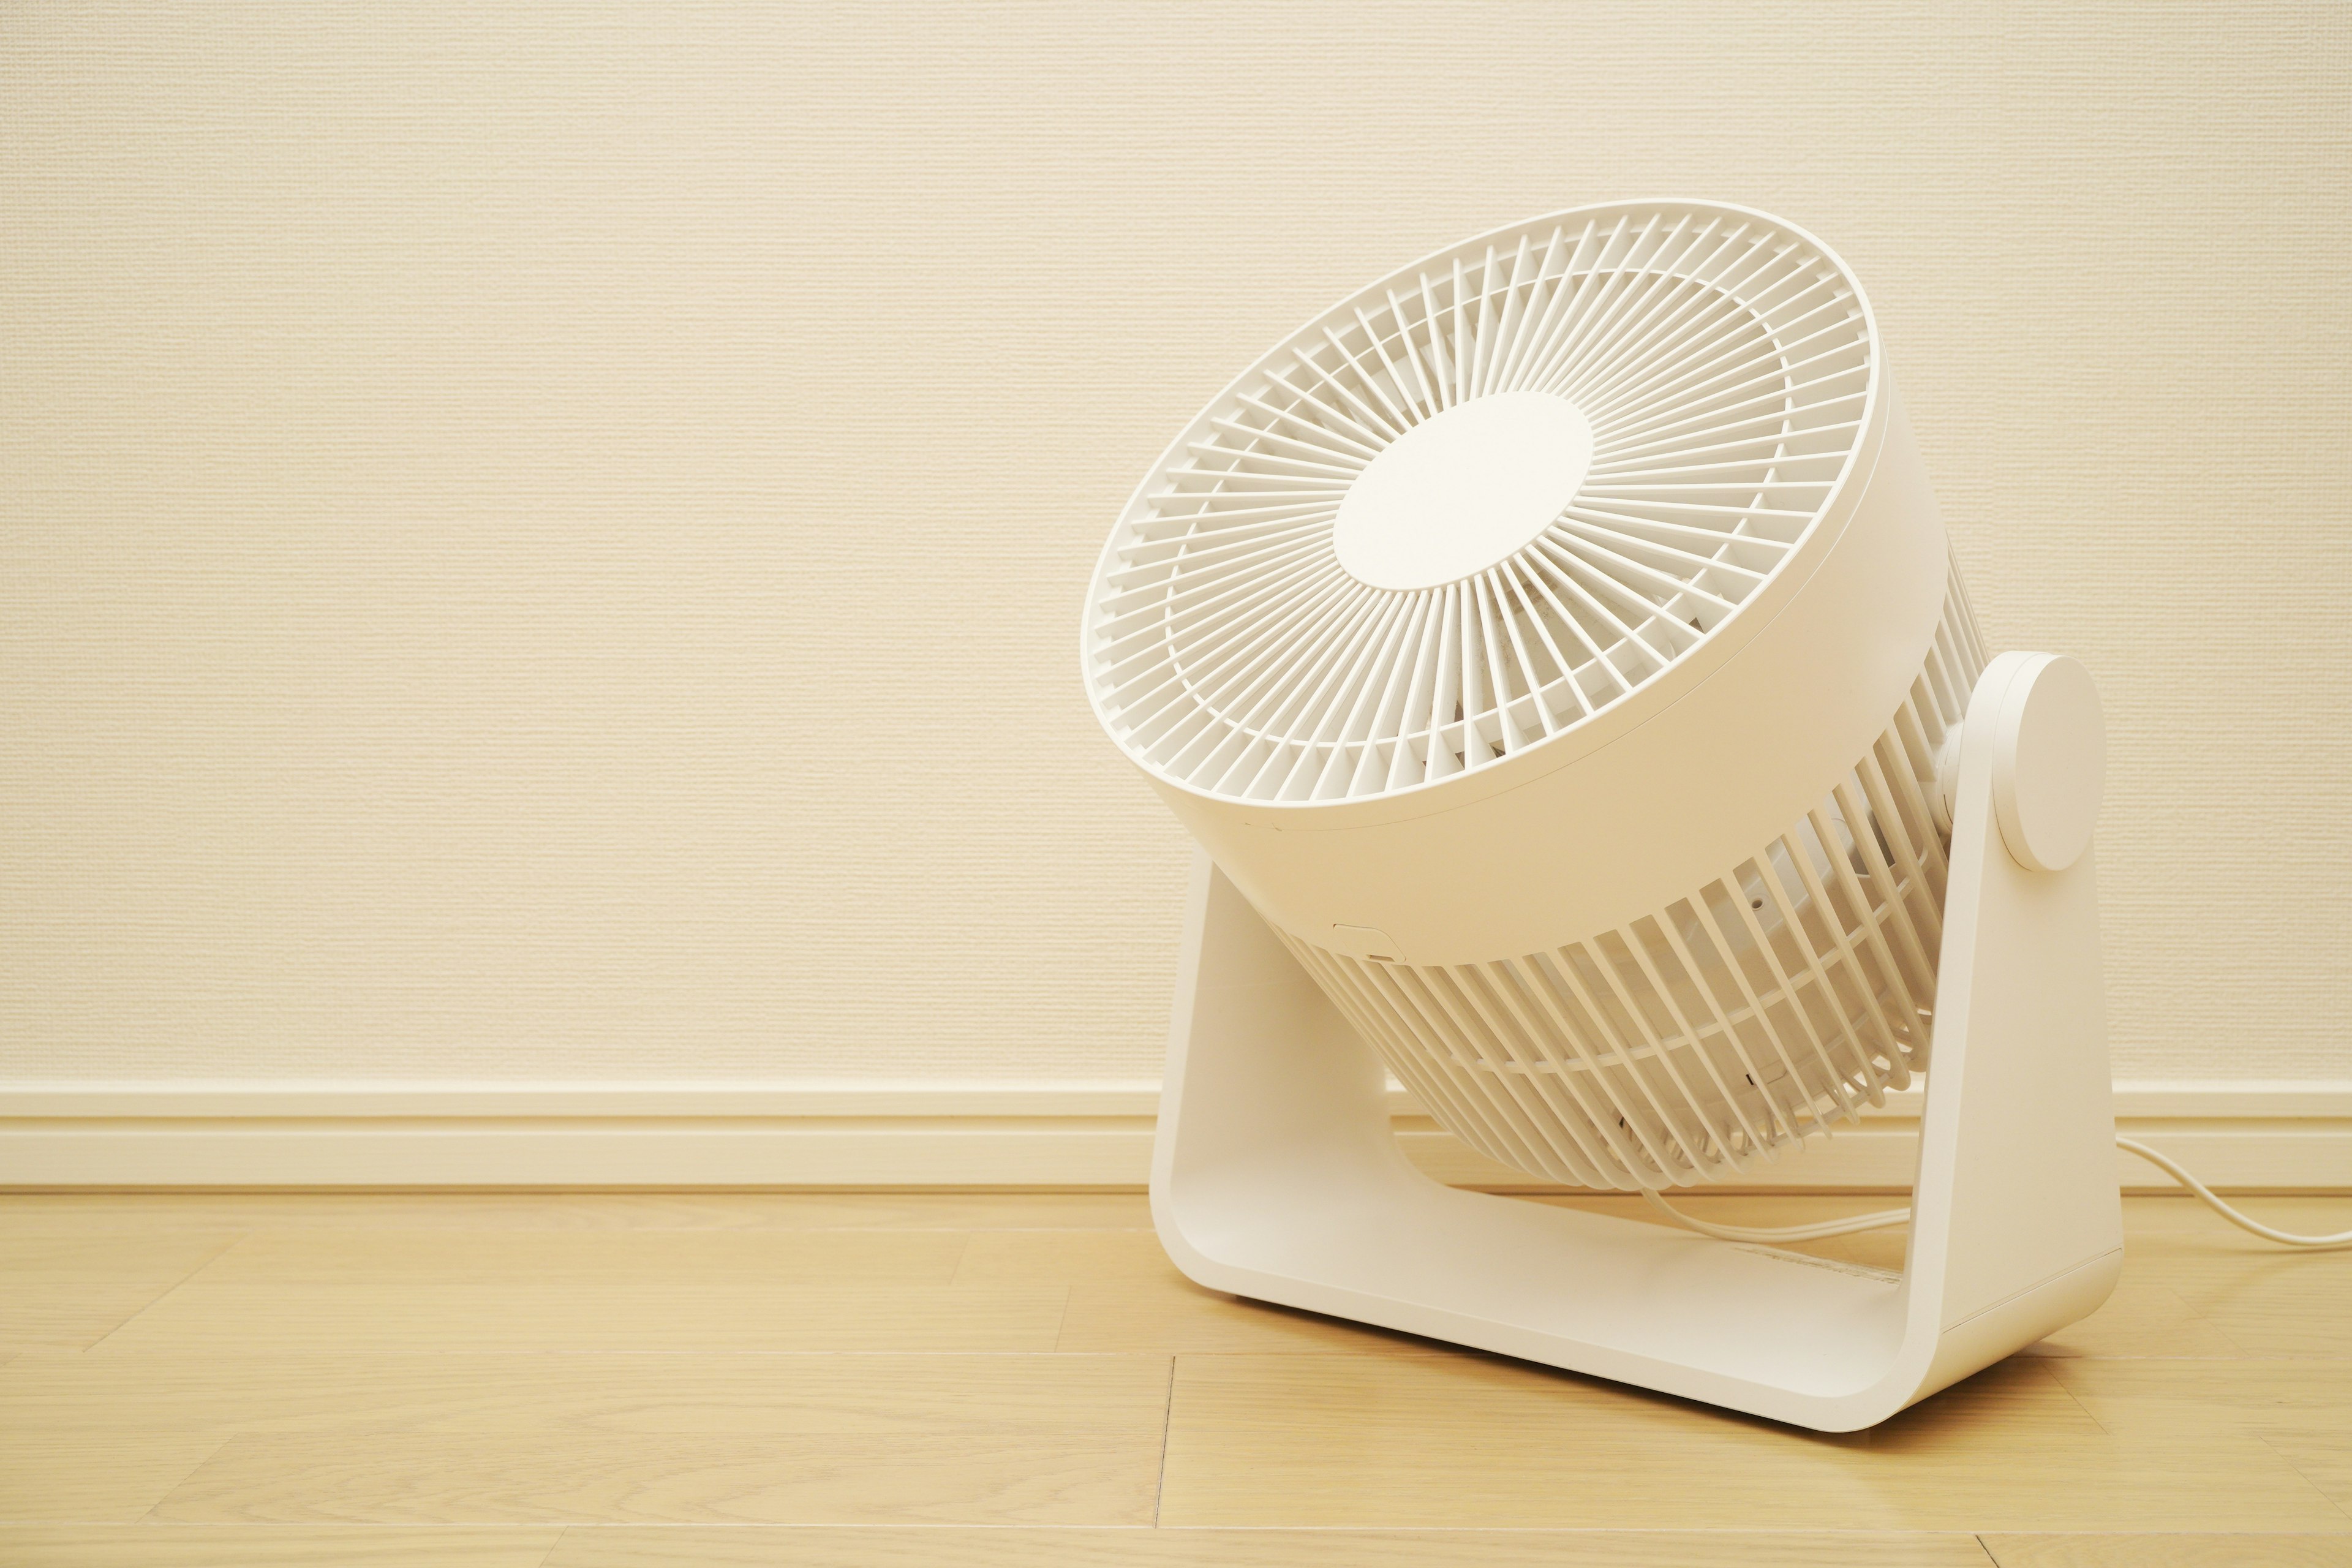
1332,391 -> 1594,591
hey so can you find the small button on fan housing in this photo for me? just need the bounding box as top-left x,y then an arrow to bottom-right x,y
1328,923 -> 1401,962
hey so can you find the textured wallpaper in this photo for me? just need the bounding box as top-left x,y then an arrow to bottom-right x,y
4,2 -> 2346,1082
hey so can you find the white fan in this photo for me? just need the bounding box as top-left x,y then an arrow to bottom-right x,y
1077,198 -> 2127,1431
1082,200 -> 2342,1431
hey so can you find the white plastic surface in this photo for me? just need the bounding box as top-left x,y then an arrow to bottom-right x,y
1332,391 -> 1594,590
1989,654 -> 2105,873
1084,203 -> 1954,967
1137,389 -> 1950,965
1084,202 -> 1978,1196
1150,654 -> 2120,1431
1084,200 -> 1890,818
1268,572 -> 1978,1193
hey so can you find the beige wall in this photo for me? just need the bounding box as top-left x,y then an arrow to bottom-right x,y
4,2 -> 2346,1085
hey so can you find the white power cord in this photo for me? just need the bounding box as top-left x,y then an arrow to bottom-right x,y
1642,1137 -> 2352,1251
1640,1188 -> 1910,1243
2112,1137 -> 2352,1249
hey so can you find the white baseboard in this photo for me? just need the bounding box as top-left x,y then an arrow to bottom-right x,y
1,1079 -> 2346,1191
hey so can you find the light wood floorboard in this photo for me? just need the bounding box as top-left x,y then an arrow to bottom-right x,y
0,1190 -> 2341,1561
543,1525 -> 1998,1565
187,1227 -> 975,1283
0,1191 -> 1158,1234
86,1278 -> 1071,1355
1156,1352 -> 2347,1531
0,1525 -> 564,1566
0,1434 -> 229,1525
0,1525 -> 2005,1567
1982,1536 -> 2352,1566
0,1350 -> 1174,1436
148,1431 -> 1164,1525
0,1231 -> 243,1351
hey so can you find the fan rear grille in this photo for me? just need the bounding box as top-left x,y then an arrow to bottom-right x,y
1279,571 -> 1986,1190
1091,205 -> 1874,804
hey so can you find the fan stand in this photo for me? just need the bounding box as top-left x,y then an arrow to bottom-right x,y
1151,652 -> 2122,1431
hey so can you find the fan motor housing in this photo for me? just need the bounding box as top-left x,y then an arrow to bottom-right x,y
1143,391 -> 1947,965
1085,202 -> 1981,1188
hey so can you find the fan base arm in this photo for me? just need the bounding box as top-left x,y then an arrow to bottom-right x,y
1153,650 -> 2120,1431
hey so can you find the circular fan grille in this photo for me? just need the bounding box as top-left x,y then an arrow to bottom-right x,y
1089,204 -> 1876,804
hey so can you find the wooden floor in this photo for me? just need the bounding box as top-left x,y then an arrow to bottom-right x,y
1,1191 -> 2346,1566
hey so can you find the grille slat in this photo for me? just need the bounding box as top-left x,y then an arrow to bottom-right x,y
1090,206 -> 1873,805
1280,579 -> 1983,1190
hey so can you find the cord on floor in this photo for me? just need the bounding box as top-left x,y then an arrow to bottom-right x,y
1638,1137 -> 2352,1251
2112,1137 -> 2352,1248
1639,1188 -> 1909,1243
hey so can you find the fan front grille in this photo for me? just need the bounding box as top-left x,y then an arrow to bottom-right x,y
1280,573 -> 1985,1190
1091,205 -> 1874,804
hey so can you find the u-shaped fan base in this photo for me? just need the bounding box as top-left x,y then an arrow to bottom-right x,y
1151,653 -> 2122,1431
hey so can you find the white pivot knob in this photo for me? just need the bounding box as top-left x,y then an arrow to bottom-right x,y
1932,654 -> 2105,870
1990,654 -> 2105,872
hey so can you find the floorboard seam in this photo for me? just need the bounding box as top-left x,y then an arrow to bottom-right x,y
2253,1431 -> 2352,1526
79,1232 -> 251,1353
126,1434 -> 236,1526
2034,1360 -> 2111,1436
1153,1354 -> 1177,1527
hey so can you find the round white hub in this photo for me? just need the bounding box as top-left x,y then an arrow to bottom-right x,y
1332,391 -> 1594,591
1992,653 -> 2105,873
